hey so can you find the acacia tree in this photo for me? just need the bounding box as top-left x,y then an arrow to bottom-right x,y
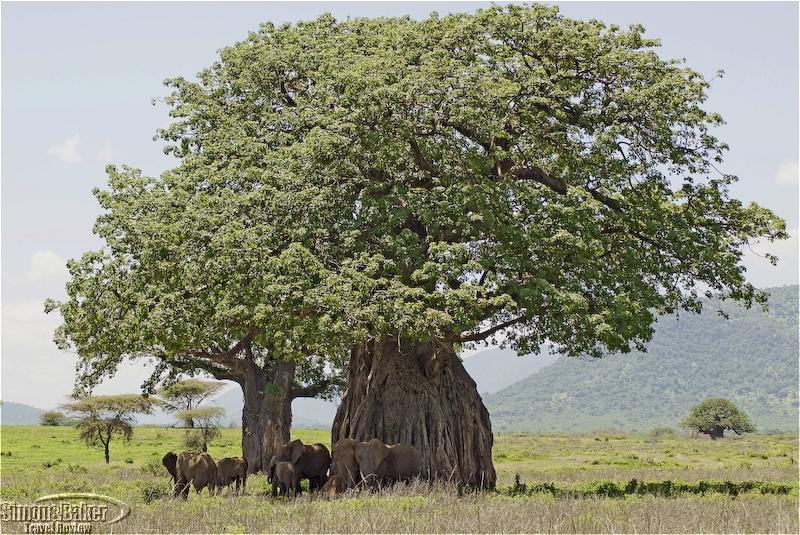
682,398 -> 755,439
159,379 -> 225,428
51,6 -> 786,486
62,394 -> 158,463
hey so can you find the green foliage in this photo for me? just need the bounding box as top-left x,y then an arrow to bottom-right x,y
487,286 -> 798,432
39,410 -> 69,426
48,5 -> 785,404
682,398 -> 756,437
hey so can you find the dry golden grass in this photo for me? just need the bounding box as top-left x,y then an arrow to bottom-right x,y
55,484 -> 800,534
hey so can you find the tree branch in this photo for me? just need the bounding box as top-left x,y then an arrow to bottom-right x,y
458,315 -> 526,343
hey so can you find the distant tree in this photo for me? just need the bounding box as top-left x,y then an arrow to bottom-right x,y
682,398 -> 755,439
158,379 -> 225,428
62,394 -> 159,462
40,410 -> 70,426
177,407 -> 224,452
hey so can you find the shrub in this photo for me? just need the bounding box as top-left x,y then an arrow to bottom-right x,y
137,480 -> 172,503
40,410 -> 70,426
142,457 -> 166,476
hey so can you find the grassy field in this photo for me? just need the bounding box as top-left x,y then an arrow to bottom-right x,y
1,426 -> 797,533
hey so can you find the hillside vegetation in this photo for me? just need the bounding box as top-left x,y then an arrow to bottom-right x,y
486,286 -> 799,433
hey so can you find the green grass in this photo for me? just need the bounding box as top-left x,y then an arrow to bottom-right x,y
1,426 -> 797,533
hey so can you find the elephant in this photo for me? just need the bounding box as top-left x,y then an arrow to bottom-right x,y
216,457 -> 248,494
164,451 -> 217,498
331,438 -> 423,489
271,439 -> 331,491
268,457 -> 301,497
330,438 -> 360,489
162,451 -> 178,484
319,473 -> 346,497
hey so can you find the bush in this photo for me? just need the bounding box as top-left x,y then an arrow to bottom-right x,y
182,429 -> 208,452
42,458 -> 63,468
501,477 -> 798,498
142,457 -> 166,476
40,410 -> 70,426
137,480 -> 173,503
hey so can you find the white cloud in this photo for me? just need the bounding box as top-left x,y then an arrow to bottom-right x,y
27,250 -> 69,284
47,134 -> 83,164
742,227 -> 799,288
96,142 -> 116,162
775,160 -> 799,185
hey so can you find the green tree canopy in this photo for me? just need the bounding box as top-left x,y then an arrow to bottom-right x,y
153,4 -> 784,356
682,398 -> 756,439
62,394 -> 159,462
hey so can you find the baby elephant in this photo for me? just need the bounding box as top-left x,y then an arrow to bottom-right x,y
320,473 -> 346,497
216,457 -> 248,495
269,456 -> 301,497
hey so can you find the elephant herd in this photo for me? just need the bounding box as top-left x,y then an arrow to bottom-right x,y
161,437 -> 423,499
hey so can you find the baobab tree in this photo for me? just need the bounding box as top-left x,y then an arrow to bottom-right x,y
50,5 -> 785,486
682,398 -> 756,439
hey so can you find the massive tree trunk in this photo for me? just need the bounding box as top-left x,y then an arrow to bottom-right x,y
241,360 -> 294,473
332,337 -> 496,488
707,425 -> 725,440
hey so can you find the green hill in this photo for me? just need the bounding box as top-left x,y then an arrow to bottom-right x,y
485,285 -> 799,433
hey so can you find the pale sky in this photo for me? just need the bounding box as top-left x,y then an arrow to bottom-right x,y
2,2 -> 798,409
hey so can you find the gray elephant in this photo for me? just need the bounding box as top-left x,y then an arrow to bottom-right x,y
269,458 -> 301,497
271,439 -> 331,491
331,438 -> 423,489
216,457 -> 248,494
163,451 -> 217,498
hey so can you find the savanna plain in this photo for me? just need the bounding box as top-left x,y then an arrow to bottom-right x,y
0,426 -> 797,533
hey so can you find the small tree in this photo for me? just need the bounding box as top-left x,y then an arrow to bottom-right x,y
157,379 -> 225,428
176,407 -> 224,452
682,398 -> 755,439
62,394 -> 159,462
40,410 -> 69,426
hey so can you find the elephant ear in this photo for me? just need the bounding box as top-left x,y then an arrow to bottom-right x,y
356,439 -> 390,477
161,452 -> 177,480
367,439 -> 391,468
290,439 -> 304,464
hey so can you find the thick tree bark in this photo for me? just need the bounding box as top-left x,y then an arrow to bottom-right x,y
241,360 -> 294,473
332,337 -> 496,488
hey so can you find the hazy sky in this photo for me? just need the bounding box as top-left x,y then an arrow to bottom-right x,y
2,2 -> 798,409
